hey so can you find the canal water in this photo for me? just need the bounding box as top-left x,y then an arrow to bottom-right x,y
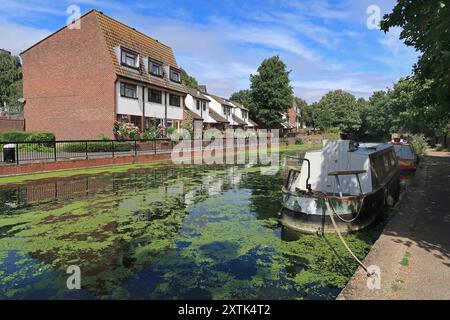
0,150 -> 391,300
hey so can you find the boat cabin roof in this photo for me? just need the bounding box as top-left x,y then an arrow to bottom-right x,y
353,143 -> 393,156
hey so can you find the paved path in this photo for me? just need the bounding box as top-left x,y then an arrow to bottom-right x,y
338,150 -> 450,300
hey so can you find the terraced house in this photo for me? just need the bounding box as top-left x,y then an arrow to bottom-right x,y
21,10 -> 187,140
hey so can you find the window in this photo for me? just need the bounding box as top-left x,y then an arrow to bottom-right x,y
202,101 -> 207,112
149,89 -> 162,104
121,48 -> 138,68
170,68 -> 181,83
167,119 -> 173,128
149,60 -> 162,77
242,110 -> 248,119
169,94 -> 181,107
117,114 -> 128,123
120,83 -> 138,99
223,106 -> 231,116
196,100 -> 201,110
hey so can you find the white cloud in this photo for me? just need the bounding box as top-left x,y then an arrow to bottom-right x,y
0,21 -> 51,55
0,0 -> 418,103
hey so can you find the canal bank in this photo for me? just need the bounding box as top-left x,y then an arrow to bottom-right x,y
0,144 -> 319,185
338,149 -> 450,300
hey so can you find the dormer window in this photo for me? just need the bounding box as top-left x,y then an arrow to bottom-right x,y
202,101 -> 207,112
121,48 -> 138,69
149,59 -> 163,77
170,68 -> 181,83
196,100 -> 201,111
223,106 -> 231,116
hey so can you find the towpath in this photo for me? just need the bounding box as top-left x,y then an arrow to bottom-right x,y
338,149 -> 450,300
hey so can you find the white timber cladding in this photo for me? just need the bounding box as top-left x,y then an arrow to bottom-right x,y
295,140 -> 373,195
184,94 -> 210,121
205,94 -> 228,120
116,81 -> 183,120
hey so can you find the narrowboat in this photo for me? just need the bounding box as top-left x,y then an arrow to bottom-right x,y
389,142 -> 418,171
281,140 -> 400,234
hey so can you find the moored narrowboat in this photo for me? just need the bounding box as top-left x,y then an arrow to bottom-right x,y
389,141 -> 418,171
281,140 -> 400,234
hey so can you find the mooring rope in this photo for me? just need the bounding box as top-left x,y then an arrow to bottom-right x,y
327,196 -> 365,223
326,197 -> 374,277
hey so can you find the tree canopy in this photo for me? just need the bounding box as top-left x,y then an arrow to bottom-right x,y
250,56 -> 293,127
0,51 -> 22,107
180,68 -> 199,90
313,90 -> 362,134
230,89 -> 256,118
381,0 -> 450,117
294,97 -> 310,127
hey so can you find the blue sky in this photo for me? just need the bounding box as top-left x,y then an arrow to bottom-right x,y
0,0 -> 418,102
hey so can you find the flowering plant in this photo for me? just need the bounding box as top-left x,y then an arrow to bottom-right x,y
113,121 -> 140,140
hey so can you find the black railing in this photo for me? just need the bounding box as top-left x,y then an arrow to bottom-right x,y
0,139 -> 176,164
0,137 -> 280,165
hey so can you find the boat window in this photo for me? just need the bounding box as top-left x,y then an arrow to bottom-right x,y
370,160 -> 380,190
389,151 -> 395,167
389,150 -> 398,167
383,154 -> 390,172
401,145 -> 414,159
374,155 -> 386,183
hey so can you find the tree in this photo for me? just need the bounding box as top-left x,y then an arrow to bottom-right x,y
293,96 -> 309,127
380,1 -> 450,112
360,90 -> 392,139
250,56 -> 293,127
0,51 -> 22,107
230,89 -> 256,118
180,68 -> 199,90
314,90 -> 362,134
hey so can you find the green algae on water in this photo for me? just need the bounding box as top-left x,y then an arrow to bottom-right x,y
0,148 -> 382,300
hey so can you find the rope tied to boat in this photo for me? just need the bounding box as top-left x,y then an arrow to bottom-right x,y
326,197 -> 375,278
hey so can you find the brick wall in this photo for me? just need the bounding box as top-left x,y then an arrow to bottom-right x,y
0,118 -> 25,132
21,12 -> 117,140
288,106 -> 298,128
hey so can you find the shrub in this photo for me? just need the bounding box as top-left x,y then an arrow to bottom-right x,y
98,134 -> 110,141
295,137 -> 303,145
167,127 -> 176,135
62,141 -> 133,153
324,127 -> 341,140
26,132 -> 55,142
411,134 -> 427,157
113,122 -> 140,140
141,127 -> 164,140
0,131 -> 55,142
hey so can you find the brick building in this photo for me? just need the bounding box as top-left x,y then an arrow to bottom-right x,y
21,10 -> 186,140
288,100 -> 303,131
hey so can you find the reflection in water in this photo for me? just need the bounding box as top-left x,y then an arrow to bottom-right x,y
0,156 -> 412,300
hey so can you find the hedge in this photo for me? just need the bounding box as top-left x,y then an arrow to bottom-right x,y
0,131 -> 55,142
62,141 -> 133,153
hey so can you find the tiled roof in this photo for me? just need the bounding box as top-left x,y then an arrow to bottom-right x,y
209,109 -> 229,123
184,108 -> 203,120
230,101 -> 249,111
95,10 -> 186,93
207,94 -> 236,108
185,86 -> 211,101
232,114 -> 247,126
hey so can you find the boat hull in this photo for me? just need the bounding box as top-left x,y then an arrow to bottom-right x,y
399,158 -> 417,171
281,171 -> 400,234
